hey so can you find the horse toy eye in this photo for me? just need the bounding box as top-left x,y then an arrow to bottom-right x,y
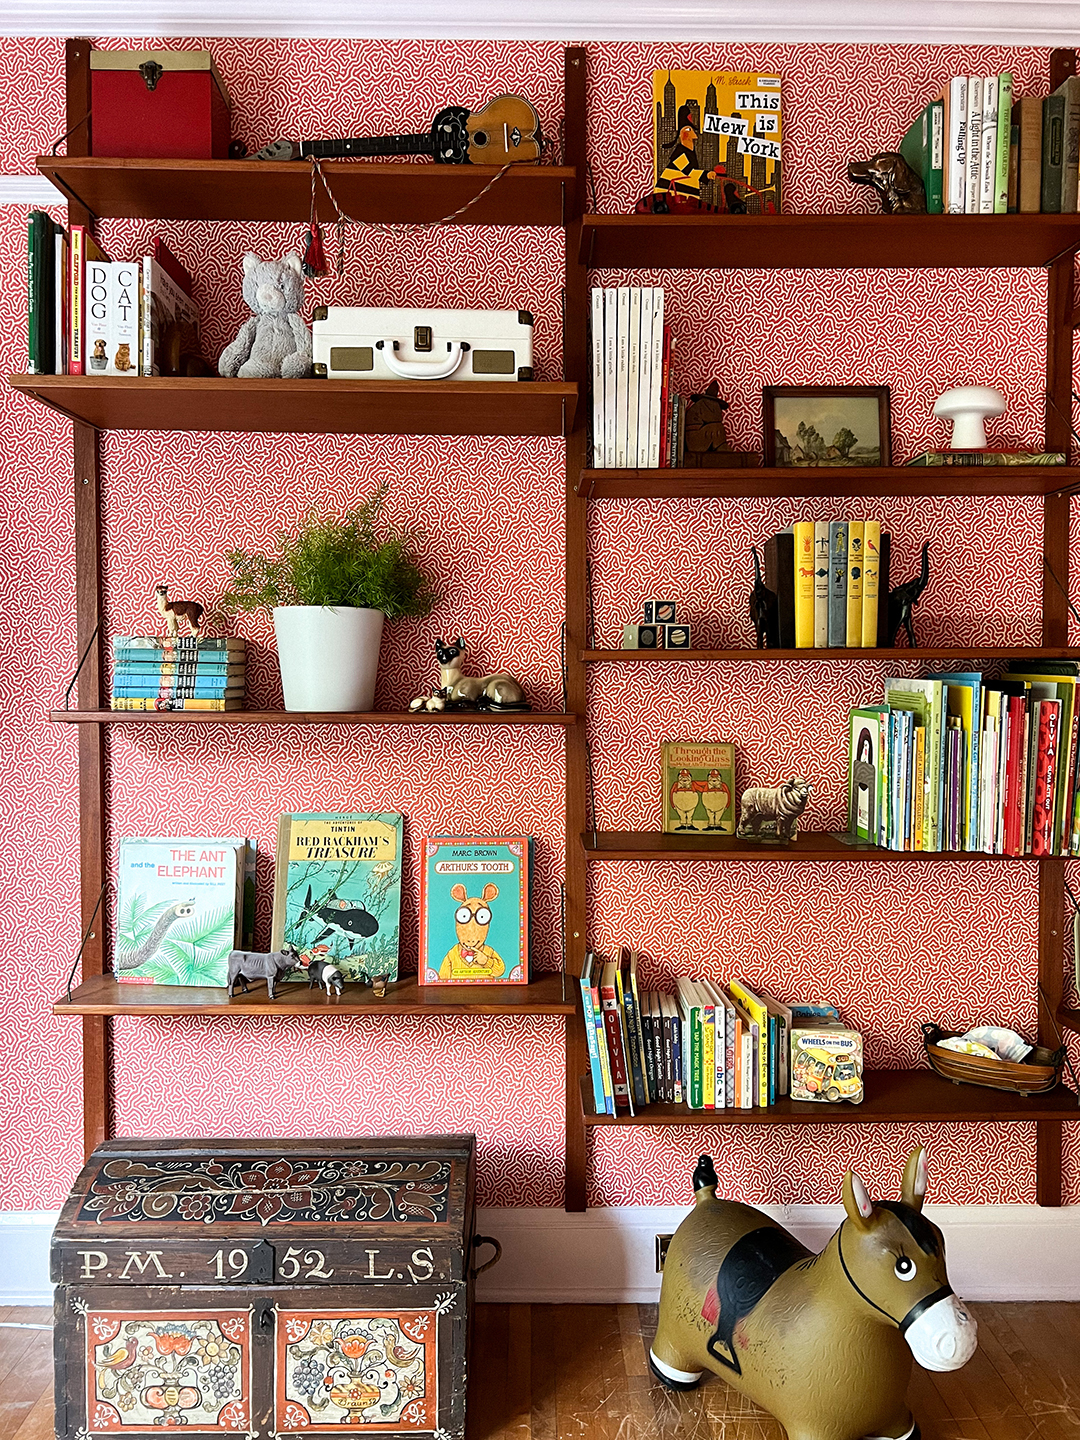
894,1255 -> 916,1280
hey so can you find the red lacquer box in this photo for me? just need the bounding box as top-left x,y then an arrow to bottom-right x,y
89,50 -> 231,159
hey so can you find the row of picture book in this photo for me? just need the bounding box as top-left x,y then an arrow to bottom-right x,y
847,661 -> 1080,855
900,73 -> 1080,215
763,521 -> 884,650
109,634 -> 247,710
27,210 -> 199,377
580,950 -> 864,1113
589,287 -> 682,469
113,817 -> 531,987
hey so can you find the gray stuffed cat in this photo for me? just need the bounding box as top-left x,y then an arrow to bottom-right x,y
218,251 -> 313,379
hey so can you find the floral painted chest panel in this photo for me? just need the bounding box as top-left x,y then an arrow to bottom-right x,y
53,1138 -> 476,1440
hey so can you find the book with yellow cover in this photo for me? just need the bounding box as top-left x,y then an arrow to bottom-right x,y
662,740 -> 735,833
846,520 -> 864,648
861,520 -> 881,648
793,521 -> 815,647
728,977 -> 770,1108
652,71 -> 781,213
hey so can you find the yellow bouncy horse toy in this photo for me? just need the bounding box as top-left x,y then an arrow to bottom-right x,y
651,1148 -> 976,1440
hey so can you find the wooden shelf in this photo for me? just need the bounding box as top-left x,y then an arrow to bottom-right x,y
576,465 -> 1080,500
7,377 -> 577,438
1058,1008 -> 1080,1034
37,156 -> 575,226
581,831 -> 1051,861
579,1073 -> 1080,1125
50,709 -> 576,726
581,213 -> 1080,270
53,971 -> 575,1016
582,647 -> 1080,663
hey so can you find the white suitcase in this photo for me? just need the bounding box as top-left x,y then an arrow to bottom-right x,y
312,306 -> 534,381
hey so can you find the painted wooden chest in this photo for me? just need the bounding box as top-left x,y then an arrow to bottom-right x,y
52,1136 -> 494,1440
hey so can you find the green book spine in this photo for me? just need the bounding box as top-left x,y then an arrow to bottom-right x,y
26,213 -> 36,374
1042,94 -> 1066,213
899,104 -> 930,196
995,75 -> 1013,212
927,99 -> 944,213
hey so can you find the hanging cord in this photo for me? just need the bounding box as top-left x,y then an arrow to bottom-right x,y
64,881 -> 107,1003
1041,557 -> 1080,631
1037,982 -> 1080,1101
50,110 -> 92,156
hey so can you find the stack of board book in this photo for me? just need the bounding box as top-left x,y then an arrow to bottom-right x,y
27,216 -> 199,377
847,660 -> 1080,853
899,73 -> 1080,214
579,950 -> 863,1113
110,635 -> 246,710
764,521 -> 884,649
114,836 -> 255,986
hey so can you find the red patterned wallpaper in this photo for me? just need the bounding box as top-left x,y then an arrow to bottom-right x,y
0,37 -> 1077,1212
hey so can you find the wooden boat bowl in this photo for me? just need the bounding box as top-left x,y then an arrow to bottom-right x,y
921,1023 -> 1065,1096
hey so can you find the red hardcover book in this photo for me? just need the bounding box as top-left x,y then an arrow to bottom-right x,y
1003,694 -> 1027,855
600,959 -> 633,1113
152,237 -> 194,297
657,326 -> 672,468
1032,700 -> 1061,856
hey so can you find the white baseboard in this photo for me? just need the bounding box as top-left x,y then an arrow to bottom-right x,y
6,1205 -> 1080,1306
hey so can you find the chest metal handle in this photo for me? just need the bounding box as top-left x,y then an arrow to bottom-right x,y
471,1235 -> 502,1278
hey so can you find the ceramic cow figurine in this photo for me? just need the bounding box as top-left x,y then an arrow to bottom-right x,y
650,1148 -> 976,1440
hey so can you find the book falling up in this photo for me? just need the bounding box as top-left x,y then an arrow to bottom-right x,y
420,837 -> 531,984
271,813 -> 402,982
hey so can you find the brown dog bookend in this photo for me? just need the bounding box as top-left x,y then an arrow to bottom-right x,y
847,153 -> 927,214
650,1148 -> 976,1440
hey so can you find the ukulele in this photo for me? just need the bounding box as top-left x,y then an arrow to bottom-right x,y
254,95 -> 542,165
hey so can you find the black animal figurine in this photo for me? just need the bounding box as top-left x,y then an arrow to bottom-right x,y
847,153 -> 927,214
749,546 -> 779,648
887,541 -> 931,647
301,884 -> 379,951
227,943 -> 301,999
307,957 -> 345,996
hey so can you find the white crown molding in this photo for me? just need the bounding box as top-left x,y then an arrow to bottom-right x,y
0,176 -> 66,205
0,1 -> 1079,41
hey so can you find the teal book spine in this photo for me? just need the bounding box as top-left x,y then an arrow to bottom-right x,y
828,521 -> 848,647
579,956 -> 607,1114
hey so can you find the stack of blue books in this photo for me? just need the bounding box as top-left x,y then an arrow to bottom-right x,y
110,635 -> 246,711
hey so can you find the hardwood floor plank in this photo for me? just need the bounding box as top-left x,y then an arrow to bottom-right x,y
995,1305 -> 1080,1425
10,1391 -> 51,1440
528,1302 -> 558,1440
618,1306 -> 648,1378
504,1305 -> 532,1440
973,1308 -> 1077,1440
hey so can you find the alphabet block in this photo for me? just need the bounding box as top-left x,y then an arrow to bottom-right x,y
643,600 -> 679,624
664,624 -> 692,648
623,624 -> 663,649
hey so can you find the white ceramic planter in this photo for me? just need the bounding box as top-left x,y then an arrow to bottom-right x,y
273,605 -> 385,712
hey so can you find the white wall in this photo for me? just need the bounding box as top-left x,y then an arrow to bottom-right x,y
7,1204 -> 1080,1306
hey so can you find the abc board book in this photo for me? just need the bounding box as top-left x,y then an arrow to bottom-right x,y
420,837 -> 531,985
653,70 -> 781,213
661,741 -> 735,834
114,836 -> 251,985
271,813 -> 402,982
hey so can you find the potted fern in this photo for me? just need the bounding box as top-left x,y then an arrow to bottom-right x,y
221,487 -> 437,712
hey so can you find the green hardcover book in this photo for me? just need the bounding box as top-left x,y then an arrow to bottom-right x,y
995,74 -> 1013,211
27,209 -> 55,375
927,97 -> 945,213
1053,75 -> 1080,212
676,978 -> 704,1109
1042,93 -> 1066,213
899,104 -> 930,197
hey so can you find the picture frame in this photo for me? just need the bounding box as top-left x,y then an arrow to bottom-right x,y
763,385 -> 891,468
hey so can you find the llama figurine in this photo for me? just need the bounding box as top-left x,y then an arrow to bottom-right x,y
154,583 -> 205,638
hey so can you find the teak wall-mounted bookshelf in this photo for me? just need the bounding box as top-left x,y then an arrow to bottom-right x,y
13,42 -> 1079,1213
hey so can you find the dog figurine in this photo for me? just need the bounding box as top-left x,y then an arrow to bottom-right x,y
847,153 -> 927,214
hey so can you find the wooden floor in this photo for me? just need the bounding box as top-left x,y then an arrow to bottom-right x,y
4,1302 -> 1080,1440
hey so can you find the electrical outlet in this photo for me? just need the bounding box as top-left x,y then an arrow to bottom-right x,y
655,1234 -> 673,1272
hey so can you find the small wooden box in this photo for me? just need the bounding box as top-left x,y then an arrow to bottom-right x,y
52,1136 -> 486,1440
90,51 -> 231,159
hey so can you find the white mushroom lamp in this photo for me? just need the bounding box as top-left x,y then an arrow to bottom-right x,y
933,385 -> 1007,450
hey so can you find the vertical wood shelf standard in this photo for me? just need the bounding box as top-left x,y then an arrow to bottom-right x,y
560,46 -> 1079,1210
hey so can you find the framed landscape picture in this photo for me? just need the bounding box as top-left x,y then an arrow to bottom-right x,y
763,385 -> 891,467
